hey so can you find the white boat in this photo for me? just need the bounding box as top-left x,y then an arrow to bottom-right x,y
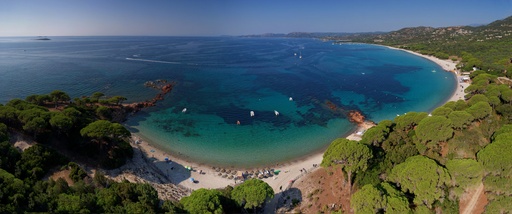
182,108 -> 187,113
250,111 -> 255,117
289,97 -> 293,101
274,110 -> 279,116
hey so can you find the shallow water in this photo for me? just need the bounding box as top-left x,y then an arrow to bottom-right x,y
0,37 -> 455,167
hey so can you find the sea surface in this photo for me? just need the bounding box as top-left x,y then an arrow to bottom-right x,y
0,36 -> 455,167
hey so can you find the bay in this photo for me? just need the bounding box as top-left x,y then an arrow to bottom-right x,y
0,36 -> 455,167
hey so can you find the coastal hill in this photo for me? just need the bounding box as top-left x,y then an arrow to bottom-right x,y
365,15 -> 512,45
245,15 -> 512,75
343,15 -> 512,74
246,15 -> 512,46
240,31 -> 382,39
243,15 -> 512,43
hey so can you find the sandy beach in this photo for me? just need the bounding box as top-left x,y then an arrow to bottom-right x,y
126,134 -> 325,192
101,45 -> 469,200
106,118 -> 377,198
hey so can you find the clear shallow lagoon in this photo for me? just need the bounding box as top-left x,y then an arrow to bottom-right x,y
0,37 -> 455,167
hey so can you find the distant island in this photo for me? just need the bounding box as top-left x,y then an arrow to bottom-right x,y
34,37 -> 50,40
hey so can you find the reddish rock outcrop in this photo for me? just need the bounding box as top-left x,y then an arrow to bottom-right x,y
323,99 -> 373,126
124,81 -> 176,113
348,110 -> 365,125
325,100 -> 337,111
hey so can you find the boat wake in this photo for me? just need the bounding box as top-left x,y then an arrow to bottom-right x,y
126,57 -> 198,65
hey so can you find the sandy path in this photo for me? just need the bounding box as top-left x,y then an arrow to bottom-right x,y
461,183 -> 484,214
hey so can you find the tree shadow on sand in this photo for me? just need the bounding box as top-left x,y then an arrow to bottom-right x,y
107,144 -> 192,186
153,159 -> 196,184
265,187 -> 303,213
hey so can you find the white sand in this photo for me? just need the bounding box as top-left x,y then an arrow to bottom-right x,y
386,46 -> 457,72
129,119 -> 379,194
132,134 -> 324,192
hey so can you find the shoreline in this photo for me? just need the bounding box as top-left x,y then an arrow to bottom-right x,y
120,120 -> 373,193
110,44 -> 468,195
385,45 -> 469,104
128,130 -> 343,192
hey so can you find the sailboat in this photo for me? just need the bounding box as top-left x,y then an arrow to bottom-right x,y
182,108 -> 187,113
289,97 -> 293,101
274,110 -> 279,116
250,111 -> 255,117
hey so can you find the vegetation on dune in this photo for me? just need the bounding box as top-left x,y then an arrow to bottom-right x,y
350,182 -> 411,213
388,155 -> 451,208
231,178 -> 274,211
180,188 -> 224,214
321,138 -> 372,194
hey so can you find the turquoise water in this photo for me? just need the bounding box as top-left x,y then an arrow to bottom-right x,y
0,37 -> 455,167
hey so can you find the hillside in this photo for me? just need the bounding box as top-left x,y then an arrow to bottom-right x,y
351,16 -> 512,74
243,16 -> 512,76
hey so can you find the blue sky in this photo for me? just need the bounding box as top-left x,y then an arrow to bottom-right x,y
1,0 -> 511,36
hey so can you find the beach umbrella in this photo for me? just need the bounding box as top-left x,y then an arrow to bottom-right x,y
190,178 -> 194,182
164,157 -> 169,161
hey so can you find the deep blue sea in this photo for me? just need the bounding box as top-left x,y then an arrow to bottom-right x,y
0,36 -> 455,167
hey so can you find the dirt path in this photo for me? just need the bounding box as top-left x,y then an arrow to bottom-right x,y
461,183 -> 484,214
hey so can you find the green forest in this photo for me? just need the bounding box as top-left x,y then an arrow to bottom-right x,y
0,90 -> 275,213
320,16 -> 512,213
325,73 -> 512,213
355,16 -> 512,76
